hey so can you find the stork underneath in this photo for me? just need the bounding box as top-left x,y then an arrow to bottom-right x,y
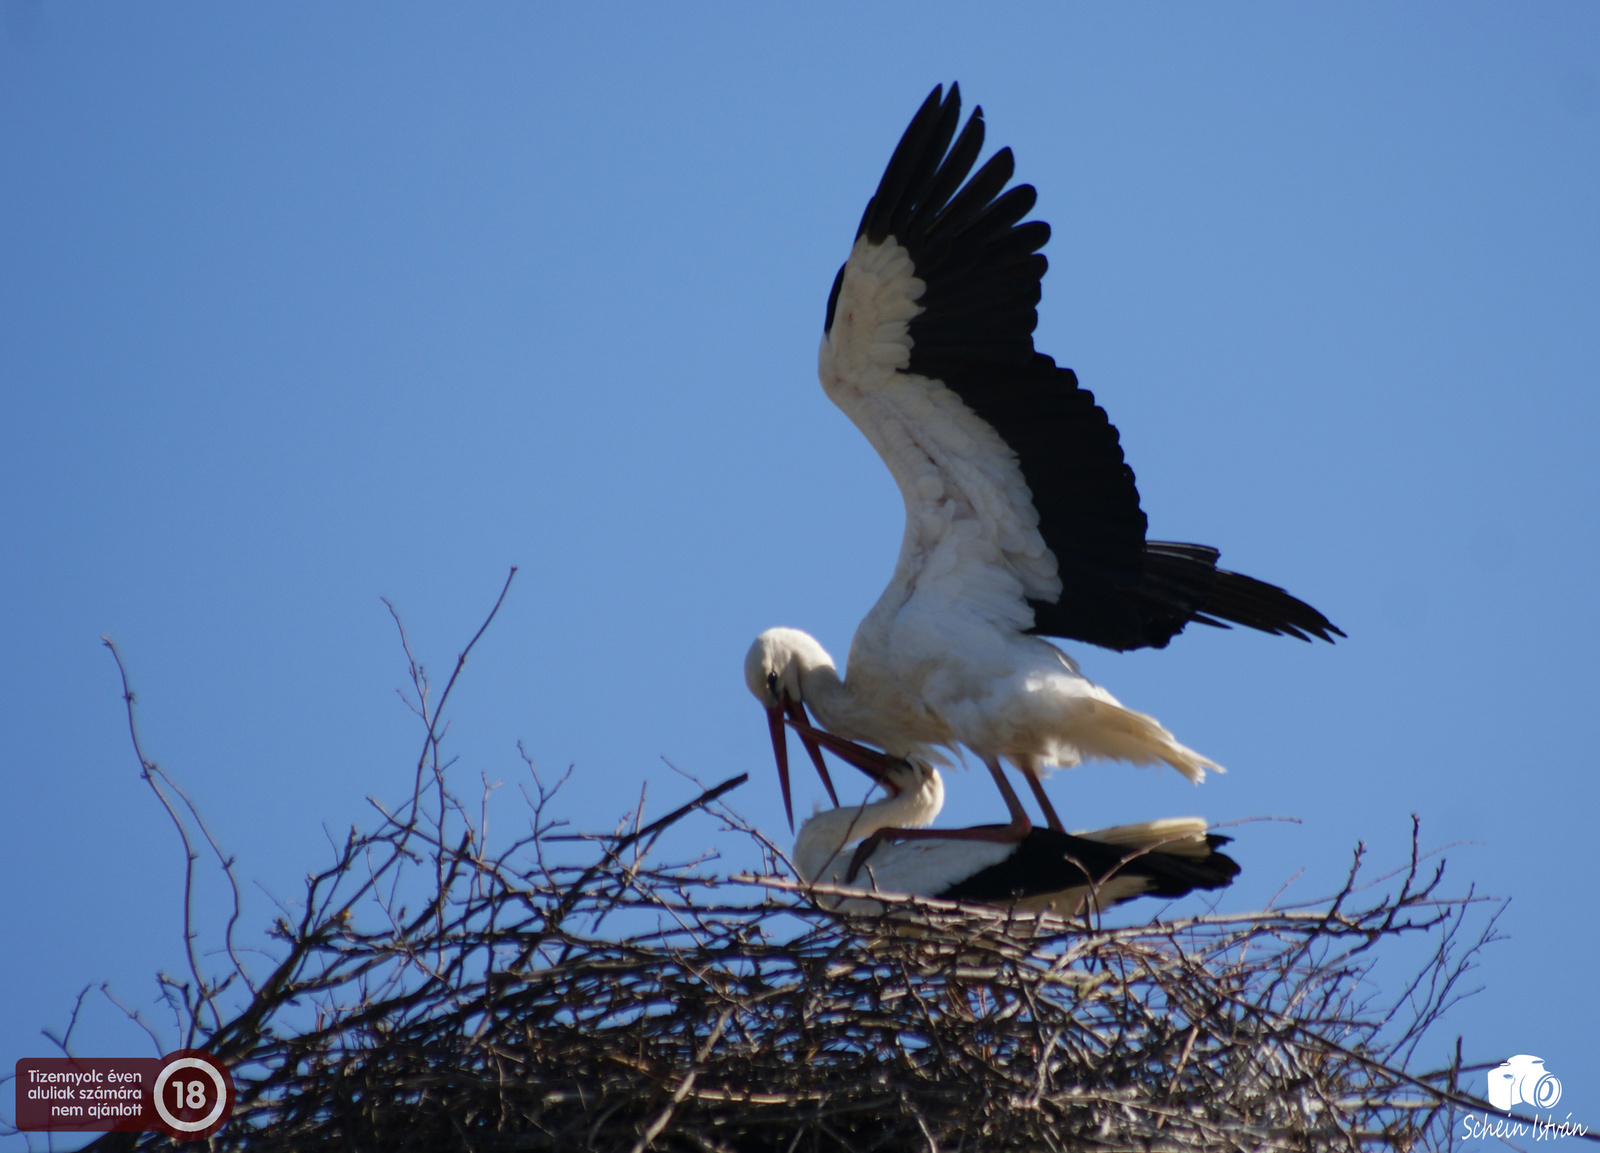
790,741 -> 1239,918
747,83 -> 1339,842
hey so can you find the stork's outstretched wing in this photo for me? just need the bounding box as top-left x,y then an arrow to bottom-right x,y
819,84 -> 1340,651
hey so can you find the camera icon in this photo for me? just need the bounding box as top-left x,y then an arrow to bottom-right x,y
1487,1055 -> 1562,1111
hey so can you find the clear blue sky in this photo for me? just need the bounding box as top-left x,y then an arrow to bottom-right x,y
3,5 -> 1597,1134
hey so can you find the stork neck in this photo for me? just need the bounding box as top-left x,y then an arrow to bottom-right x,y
791,768 -> 944,882
794,660 -> 855,736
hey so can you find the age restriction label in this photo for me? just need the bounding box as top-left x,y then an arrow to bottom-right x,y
16,1051 -> 233,1139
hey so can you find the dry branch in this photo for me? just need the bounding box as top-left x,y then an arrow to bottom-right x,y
51,576 -> 1535,1152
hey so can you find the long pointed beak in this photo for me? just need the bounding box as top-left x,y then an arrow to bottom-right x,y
784,697 -> 839,807
766,704 -> 795,830
782,713 -> 907,789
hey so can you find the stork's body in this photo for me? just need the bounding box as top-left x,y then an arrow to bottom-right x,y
748,85 -> 1339,838
791,754 -> 1239,917
749,625 -> 1218,836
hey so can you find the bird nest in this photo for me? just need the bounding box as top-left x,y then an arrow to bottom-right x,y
82,781 -> 1496,1153
263,844 -> 1484,1151
59,587 -> 1504,1153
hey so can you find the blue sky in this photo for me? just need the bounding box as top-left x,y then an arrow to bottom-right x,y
3,5 -> 1598,1135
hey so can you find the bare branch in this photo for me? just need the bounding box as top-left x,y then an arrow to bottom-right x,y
77,577 -> 1561,1153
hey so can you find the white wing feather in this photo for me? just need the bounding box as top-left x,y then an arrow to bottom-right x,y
815,237 -> 1218,783
819,235 -> 1062,630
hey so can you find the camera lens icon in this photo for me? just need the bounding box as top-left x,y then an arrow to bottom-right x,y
1487,1055 -> 1562,1111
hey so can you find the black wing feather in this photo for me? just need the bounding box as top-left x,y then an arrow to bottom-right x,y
937,829 -> 1240,906
832,83 -> 1342,651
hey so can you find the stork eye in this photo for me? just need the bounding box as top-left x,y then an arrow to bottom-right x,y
766,671 -> 780,698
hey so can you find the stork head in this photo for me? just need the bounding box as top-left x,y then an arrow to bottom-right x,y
744,628 -> 841,829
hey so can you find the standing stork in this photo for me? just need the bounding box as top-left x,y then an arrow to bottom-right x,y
747,84 -> 1339,843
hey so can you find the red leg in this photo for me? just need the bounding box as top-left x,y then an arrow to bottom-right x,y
984,757 -> 1035,834
1018,760 -> 1065,832
844,758 -> 1032,882
844,820 -> 1032,882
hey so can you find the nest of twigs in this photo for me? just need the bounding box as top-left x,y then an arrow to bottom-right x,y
94,777 -> 1496,1152
53,578 -> 1512,1152
221,821 -> 1488,1152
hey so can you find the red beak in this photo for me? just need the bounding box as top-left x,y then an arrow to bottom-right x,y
767,704 -> 795,831
785,696 -> 839,808
767,695 -> 844,830
781,712 -> 906,791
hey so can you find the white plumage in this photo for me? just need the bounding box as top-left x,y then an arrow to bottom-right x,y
788,749 -> 1237,917
747,625 -> 1216,839
747,85 -> 1338,841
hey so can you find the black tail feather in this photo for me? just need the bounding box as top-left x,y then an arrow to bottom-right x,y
938,829 -> 1240,908
1120,541 -> 1343,648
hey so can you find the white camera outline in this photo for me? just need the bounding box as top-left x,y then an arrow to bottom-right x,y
1487,1055 -> 1562,1111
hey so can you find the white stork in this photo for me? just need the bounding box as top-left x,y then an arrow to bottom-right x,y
786,725 -> 1239,916
747,84 -> 1339,841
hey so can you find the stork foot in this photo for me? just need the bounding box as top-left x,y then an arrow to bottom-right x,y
843,818 -> 1032,883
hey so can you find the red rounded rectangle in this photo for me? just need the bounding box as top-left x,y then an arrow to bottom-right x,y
15,1058 -> 162,1132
